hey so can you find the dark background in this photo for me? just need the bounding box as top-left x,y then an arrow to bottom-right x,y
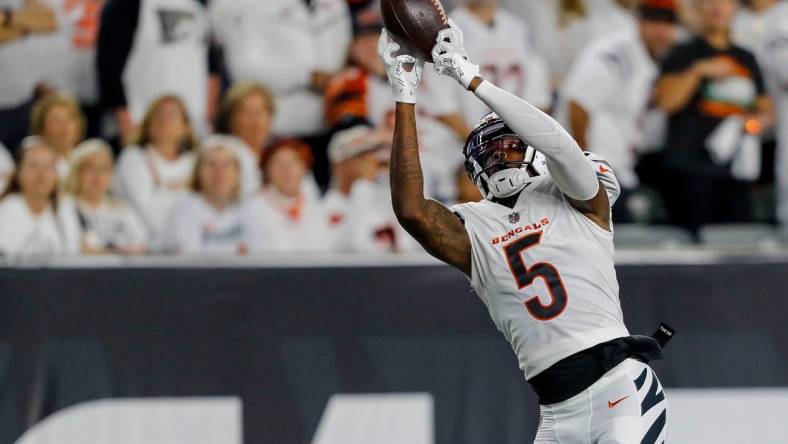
1,262 -> 787,444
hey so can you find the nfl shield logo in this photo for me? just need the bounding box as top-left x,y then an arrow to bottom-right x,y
508,212 -> 520,224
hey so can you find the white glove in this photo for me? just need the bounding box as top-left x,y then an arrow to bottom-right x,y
431,19 -> 479,89
378,29 -> 424,104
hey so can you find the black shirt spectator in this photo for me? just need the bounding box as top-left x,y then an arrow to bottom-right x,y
660,36 -> 766,177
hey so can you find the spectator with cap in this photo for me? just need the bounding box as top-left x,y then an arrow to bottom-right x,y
97,0 -> 219,143
322,125 -> 419,252
243,138 -> 330,253
0,0 -> 57,151
60,138 -> 147,255
112,95 -> 198,243
558,0 -> 679,222
655,0 -> 774,233
210,0 -> 351,139
30,92 -> 86,180
0,138 -> 78,256
159,135 -> 249,255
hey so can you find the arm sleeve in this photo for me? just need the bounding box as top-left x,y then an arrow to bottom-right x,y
473,80 -> 600,201
96,0 -> 139,109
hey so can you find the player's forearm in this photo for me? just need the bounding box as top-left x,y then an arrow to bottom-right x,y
472,79 -> 599,201
390,102 -> 427,222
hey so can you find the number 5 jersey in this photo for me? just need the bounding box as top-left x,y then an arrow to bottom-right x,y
451,159 -> 628,380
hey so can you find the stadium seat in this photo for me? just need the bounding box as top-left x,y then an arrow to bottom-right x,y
613,224 -> 695,249
698,224 -> 782,250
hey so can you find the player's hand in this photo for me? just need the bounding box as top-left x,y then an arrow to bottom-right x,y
431,19 -> 479,89
378,28 -> 424,104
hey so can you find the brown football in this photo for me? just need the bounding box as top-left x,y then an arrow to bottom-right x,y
380,0 -> 448,62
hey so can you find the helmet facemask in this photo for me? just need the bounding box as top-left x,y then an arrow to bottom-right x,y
464,115 -> 539,201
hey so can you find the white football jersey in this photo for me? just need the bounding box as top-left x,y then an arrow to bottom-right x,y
451,168 -> 628,379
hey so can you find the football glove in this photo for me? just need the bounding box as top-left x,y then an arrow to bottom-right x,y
377,29 -> 425,104
432,19 -> 480,89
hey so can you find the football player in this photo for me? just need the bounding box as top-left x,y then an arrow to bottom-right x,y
378,20 -> 668,443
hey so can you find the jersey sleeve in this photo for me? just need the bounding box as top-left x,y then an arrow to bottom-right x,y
582,152 -> 621,206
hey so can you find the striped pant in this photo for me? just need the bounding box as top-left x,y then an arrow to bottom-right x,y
534,359 -> 668,444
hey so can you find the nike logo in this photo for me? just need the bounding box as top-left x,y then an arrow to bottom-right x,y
608,396 -> 629,408
598,165 -> 611,174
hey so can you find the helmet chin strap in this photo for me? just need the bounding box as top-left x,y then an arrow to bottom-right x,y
486,167 -> 533,199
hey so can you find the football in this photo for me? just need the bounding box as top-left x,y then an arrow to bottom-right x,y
380,0 -> 449,62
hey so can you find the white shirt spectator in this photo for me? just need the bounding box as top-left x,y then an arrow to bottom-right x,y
733,2 -> 788,225
112,145 -> 196,241
504,0 -> 636,85
159,193 -> 247,255
556,29 -> 658,189
0,143 -> 13,194
59,194 -> 147,253
0,194 -> 75,256
0,0 -> 37,108
210,0 -> 351,136
26,0 -> 104,104
98,0 -> 210,133
423,5 -> 551,127
323,179 -> 419,253
243,188 -> 330,253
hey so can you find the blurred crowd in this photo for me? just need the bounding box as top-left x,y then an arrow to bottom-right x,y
0,0 -> 786,257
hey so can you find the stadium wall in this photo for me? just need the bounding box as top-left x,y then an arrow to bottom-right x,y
1,260 -> 786,443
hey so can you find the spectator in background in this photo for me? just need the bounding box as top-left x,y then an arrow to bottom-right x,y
322,125 -> 418,252
0,142 -> 14,194
30,92 -> 85,180
0,0 -> 57,151
159,135 -> 248,255
558,0 -> 678,222
425,0 -> 552,126
0,139 -> 77,256
60,139 -> 147,255
326,7 -> 468,201
732,0 -> 788,226
97,0 -> 219,143
655,0 -> 774,233
25,0 -> 106,137
214,82 -> 274,196
210,0 -> 351,139
244,139 -> 330,253
112,95 -> 198,244
504,0 -> 637,87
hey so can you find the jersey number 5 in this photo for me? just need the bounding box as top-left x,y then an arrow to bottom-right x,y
503,231 -> 568,321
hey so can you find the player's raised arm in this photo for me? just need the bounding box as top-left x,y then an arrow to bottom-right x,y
378,30 -> 471,275
431,23 -> 611,230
